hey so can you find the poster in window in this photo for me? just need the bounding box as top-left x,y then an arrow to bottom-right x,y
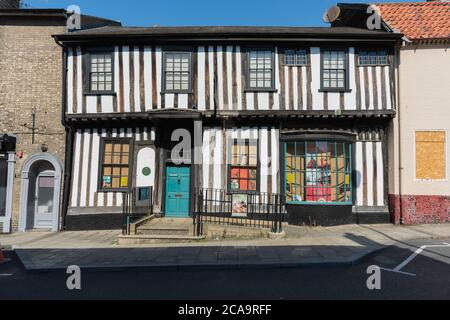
232,194 -> 248,217
102,176 -> 112,188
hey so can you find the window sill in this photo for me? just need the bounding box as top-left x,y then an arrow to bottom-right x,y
286,201 -> 353,206
161,91 -> 194,95
319,89 -> 352,93
227,191 -> 260,195
244,88 -> 278,93
98,188 -> 130,193
84,92 -> 117,96
358,64 -> 390,67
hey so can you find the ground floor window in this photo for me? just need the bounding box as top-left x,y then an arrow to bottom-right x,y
228,139 -> 259,193
99,139 -> 132,191
284,141 -> 352,204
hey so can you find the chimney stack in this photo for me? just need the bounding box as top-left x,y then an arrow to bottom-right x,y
0,0 -> 21,9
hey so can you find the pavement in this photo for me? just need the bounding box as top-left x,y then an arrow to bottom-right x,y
0,223 -> 449,271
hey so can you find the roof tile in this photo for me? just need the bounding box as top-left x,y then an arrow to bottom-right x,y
376,1 -> 450,40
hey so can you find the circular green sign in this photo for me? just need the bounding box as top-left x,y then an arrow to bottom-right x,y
142,167 -> 151,176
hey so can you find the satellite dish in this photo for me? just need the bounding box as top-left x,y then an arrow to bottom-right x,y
323,5 -> 341,23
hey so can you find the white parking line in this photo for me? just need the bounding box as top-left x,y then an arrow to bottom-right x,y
381,243 -> 450,277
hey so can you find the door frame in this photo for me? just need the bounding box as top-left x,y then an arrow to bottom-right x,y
34,170 -> 56,229
162,161 -> 194,218
19,153 -> 63,232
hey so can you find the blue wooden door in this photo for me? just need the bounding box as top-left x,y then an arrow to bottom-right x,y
165,166 -> 190,218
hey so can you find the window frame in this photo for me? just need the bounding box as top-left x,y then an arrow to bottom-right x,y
284,48 -> 310,66
414,130 -> 448,182
161,50 -> 194,94
227,138 -> 260,195
357,49 -> 389,66
245,47 -> 276,92
282,133 -> 356,206
84,48 -> 115,96
97,137 -> 134,193
319,48 -> 351,93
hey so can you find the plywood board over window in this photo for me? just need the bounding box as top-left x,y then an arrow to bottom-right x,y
415,131 -> 446,180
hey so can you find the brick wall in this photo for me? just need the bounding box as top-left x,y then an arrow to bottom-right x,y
0,22 -> 66,231
389,194 -> 450,225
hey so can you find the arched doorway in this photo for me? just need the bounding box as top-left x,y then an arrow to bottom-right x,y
18,153 -> 63,232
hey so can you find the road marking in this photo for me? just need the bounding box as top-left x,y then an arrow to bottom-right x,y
0,274 -> 13,277
381,243 -> 450,277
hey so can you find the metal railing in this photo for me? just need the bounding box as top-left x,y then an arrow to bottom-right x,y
193,188 -> 286,236
122,186 -> 153,236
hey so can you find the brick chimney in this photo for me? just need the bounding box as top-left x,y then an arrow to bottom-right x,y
0,0 -> 21,9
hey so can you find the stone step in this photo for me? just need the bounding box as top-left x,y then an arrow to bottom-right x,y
118,234 -> 205,245
137,227 -> 191,236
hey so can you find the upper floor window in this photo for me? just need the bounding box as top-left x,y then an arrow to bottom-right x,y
163,52 -> 192,93
285,49 -> 308,66
229,139 -> 259,193
89,53 -> 113,93
358,50 -> 388,66
99,138 -> 132,191
321,50 -> 348,91
247,49 -> 275,91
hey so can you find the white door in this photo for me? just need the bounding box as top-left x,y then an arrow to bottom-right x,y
34,171 -> 55,229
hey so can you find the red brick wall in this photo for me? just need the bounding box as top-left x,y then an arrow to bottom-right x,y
389,194 -> 450,225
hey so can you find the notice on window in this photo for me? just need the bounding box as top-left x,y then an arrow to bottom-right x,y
232,194 -> 248,217
102,176 -> 112,188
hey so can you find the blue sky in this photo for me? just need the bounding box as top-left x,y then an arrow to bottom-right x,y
24,0 -> 407,27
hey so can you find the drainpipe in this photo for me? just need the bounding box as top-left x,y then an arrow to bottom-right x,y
55,38 -> 75,231
396,43 -> 404,225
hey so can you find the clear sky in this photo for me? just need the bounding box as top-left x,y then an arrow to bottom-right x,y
23,0 -> 407,27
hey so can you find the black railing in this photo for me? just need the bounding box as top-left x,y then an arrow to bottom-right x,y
122,186 -> 153,236
193,188 -> 286,236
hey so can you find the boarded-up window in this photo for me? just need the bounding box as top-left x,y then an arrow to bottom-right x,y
416,131 -> 446,180
100,139 -> 131,190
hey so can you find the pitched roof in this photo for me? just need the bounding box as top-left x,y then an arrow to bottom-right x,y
376,1 -> 450,40
53,25 -> 402,43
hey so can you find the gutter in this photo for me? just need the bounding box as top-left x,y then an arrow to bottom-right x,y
54,37 -> 75,231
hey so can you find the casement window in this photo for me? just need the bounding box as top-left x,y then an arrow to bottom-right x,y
284,49 -> 308,66
321,50 -> 348,91
247,49 -> 275,90
285,141 -> 353,204
415,131 -> 447,180
358,50 -> 388,66
99,139 -> 132,191
229,139 -> 259,193
88,52 -> 114,93
163,52 -> 192,93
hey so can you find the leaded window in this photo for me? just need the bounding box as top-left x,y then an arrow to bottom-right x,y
285,49 -> 308,66
322,50 -> 347,90
285,141 -> 353,204
89,53 -> 113,92
358,50 -> 388,66
248,49 -> 274,90
164,52 -> 191,92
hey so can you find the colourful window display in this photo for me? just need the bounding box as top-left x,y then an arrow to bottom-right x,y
229,139 -> 258,193
285,141 -> 352,204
